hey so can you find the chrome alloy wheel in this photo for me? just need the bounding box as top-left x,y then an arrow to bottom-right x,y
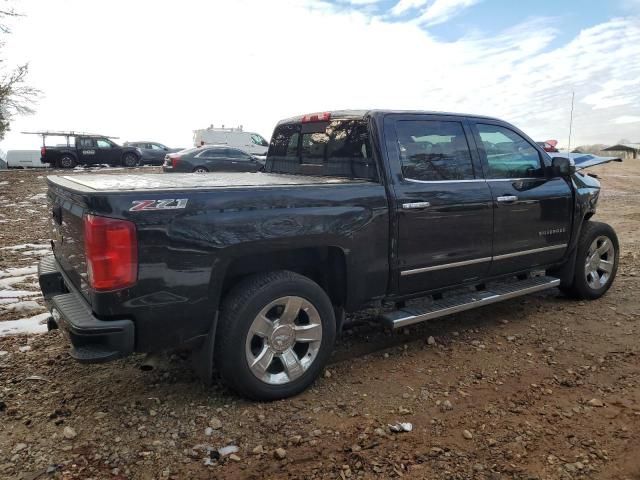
585,235 -> 615,290
245,296 -> 323,385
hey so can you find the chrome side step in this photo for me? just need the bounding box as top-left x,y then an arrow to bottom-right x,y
382,276 -> 560,329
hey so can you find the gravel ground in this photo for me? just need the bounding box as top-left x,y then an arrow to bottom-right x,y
0,163 -> 639,480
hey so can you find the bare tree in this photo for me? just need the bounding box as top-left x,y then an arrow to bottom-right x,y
0,3 -> 39,140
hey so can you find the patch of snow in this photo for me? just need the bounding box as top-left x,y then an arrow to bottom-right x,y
0,312 -> 50,336
0,275 -> 35,289
0,181 -> 8,185
21,249 -> 51,256
1,243 -> 50,251
1,300 -> 43,313
0,289 -> 41,298
28,193 -> 47,201
0,266 -> 38,279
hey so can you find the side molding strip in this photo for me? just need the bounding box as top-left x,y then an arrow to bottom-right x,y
401,256 -> 492,276
400,244 -> 567,276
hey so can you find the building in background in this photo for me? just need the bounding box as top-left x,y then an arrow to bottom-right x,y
602,143 -> 640,160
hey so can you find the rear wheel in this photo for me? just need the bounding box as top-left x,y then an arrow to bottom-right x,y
58,155 -> 76,169
122,153 -> 139,168
215,271 -> 336,400
561,221 -> 619,299
193,166 -> 208,173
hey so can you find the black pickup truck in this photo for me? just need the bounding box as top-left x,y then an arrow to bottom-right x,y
38,110 -> 620,400
39,133 -> 141,168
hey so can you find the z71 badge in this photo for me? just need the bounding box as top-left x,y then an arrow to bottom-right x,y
130,199 -> 188,211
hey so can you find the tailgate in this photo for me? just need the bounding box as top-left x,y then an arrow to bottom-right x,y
48,182 -> 90,303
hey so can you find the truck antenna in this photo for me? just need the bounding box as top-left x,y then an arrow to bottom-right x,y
567,91 -> 575,154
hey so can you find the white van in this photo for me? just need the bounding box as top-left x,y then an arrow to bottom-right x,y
6,150 -> 46,168
192,125 -> 269,156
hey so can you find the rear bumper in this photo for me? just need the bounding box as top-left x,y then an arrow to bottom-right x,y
38,255 -> 134,363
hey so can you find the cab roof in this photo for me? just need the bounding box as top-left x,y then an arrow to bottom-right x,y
276,109 -> 504,126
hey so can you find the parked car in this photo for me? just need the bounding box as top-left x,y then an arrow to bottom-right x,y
125,141 -> 184,165
162,145 -> 264,173
24,131 -> 142,168
193,125 -> 269,156
537,139 -> 559,152
38,110 -> 621,401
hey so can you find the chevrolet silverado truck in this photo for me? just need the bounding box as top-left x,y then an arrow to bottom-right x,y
38,110 -> 621,400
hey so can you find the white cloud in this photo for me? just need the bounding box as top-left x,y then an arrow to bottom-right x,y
342,0 -> 383,4
391,0 -> 429,16
391,0 -> 480,24
0,1 -> 639,151
614,115 -> 640,124
414,0 -> 481,25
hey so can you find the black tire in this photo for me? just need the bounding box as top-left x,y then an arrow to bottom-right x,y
561,221 -> 619,300
193,166 -> 209,173
58,155 -> 76,169
122,153 -> 139,168
215,270 -> 336,401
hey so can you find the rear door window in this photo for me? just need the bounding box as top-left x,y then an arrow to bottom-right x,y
199,148 -> 224,158
78,138 -> 95,148
395,120 -> 475,181
227,149 -> 251,160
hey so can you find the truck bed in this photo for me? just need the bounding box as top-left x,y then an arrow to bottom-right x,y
48,172 -> 366,193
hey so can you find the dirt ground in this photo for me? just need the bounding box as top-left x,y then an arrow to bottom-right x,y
0,163 -> 639,480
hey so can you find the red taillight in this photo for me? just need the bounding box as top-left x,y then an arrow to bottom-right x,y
171,155 -> 181,168
40,146 -> 46,157
301,112 -> 331,123
84,214 -> 137,291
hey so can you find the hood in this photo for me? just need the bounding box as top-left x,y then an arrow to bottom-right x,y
548,151 -> 622,170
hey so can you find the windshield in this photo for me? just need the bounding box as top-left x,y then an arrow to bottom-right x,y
251,134 -> 268,147
266,120 -> 377,181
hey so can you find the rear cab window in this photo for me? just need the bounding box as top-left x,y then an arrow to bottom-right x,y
394,120 -> 475,181
267,119 -> 378,181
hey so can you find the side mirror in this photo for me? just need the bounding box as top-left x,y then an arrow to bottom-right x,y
163,147 -> 169,151
552,157 -> 575,177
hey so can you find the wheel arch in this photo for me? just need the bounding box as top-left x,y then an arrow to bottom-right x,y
217,245 -> 348,313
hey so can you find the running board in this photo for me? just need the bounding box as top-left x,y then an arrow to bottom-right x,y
382,276 -> 560,329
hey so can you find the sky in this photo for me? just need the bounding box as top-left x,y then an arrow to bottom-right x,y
1,0 -> 639,151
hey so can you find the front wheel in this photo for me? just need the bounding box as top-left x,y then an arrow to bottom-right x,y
215,271 -> 336,400
193,166 -> 209,173
561,221 -> 619,299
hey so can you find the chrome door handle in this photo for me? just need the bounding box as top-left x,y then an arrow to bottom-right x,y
496,195 -> 518,203
402,201 -> 431,210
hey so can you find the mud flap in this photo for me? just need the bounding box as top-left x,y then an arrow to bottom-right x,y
191,312 -> 218,387
550,246 -> 578,289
